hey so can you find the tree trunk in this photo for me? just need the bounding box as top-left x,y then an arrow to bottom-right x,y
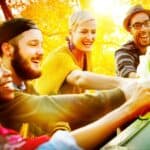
0,0 -> 13,20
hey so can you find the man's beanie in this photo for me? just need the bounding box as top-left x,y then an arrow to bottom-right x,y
0,18 -> 38,49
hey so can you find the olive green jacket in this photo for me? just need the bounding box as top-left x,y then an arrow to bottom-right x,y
0,88 -> 125,135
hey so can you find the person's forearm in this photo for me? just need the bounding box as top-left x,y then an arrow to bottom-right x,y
67,70 -> 121,90
82,72 -> 121,90
67,70 -> 138,100
71,101 -> 142,150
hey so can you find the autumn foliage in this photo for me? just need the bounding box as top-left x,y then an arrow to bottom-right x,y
7,0 -> 149,75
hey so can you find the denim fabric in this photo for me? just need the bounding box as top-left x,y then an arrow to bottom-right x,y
37,130 -> 82,150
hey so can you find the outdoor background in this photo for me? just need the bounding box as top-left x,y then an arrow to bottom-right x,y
0,0 -> 149,75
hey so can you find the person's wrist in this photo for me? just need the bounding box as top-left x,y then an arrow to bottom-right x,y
128,72 -> 138,78
119,78 -> 137,100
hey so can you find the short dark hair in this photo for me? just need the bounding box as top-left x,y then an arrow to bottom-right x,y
0,18 -> 39,55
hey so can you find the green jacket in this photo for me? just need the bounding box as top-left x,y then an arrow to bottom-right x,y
0,88 -> 125,136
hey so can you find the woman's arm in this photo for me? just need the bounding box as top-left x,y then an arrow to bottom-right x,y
67,70 -> 137,99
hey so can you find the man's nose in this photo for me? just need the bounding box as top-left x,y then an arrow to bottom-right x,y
37,48 -> 43,57
140,24 -> 149,31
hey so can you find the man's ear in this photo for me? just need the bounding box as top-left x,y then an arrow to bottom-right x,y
128,26 -> 132,33
1,42 -> 14,57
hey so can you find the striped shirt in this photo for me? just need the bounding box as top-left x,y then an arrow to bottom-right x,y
115,41 -> 141,77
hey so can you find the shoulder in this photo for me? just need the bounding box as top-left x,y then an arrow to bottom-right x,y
115,41 -> 139,57
53,45 -> 70,54
46,45 -> 72,61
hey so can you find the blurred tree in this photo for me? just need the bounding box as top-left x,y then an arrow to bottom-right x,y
130,0 -> 150,8
0,0 -> 13,20
21,0 -> 73,58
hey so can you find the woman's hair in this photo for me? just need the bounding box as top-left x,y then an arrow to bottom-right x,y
69,10 -> 95,30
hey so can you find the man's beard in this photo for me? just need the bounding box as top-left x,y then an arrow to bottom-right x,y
11,45 -> 41,80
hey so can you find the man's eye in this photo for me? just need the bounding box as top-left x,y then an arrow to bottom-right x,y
92,30 -> 96,34
134,23 -> 141,28
145,20 -> 150,26
80,30 -> 88,34
29,42 -> 38,46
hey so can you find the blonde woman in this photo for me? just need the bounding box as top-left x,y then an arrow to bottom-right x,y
35,10 -> 135,95
35,10 -> 129,94
35,10 -> 97,94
